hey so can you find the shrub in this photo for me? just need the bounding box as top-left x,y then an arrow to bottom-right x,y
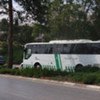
41,68 -> 68,77
0,42 -> 23,64
13,44 -> 23,64
11,69 -> 21,75
75,65 -> 100,73
33,68 -> 43,78
0,68 -> 12,74
83,65 -> 100,72
83,74 -> 97,84
0,67 -> 100,85
71,73 -> 84,82
20,68 -> 34,77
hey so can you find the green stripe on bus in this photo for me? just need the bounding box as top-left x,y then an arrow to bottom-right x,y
58,54 -> 62,69
54,54 -> 59,69
54,54 -> 62,70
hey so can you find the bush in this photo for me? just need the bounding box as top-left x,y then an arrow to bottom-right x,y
0,67 -> 100,85
20,68 -> 34,77
41,68 -> 68,77
83,74 -> 97,84
75,65 -> 100,73
0,68 -> 12,74
33,68 -> 43,78
0,42 -> 23,64
13,44 -> 23,64
71,73 -> 84,82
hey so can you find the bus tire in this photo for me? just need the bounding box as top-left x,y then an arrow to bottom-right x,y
75,64 -> 83,72
34,63 -> 42,69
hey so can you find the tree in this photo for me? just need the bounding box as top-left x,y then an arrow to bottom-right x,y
15,25 -> 33,44
0,0 -> 13,68
32,23 -> 50,41
8,0 -> 13,68
90,0 -> 100,40
0,0 -> 14,68
0,0 -> 8,14
47,0 -> 91,39
0,18 -> 8,32
0,18 -> 8,41
15,0 -> 50,24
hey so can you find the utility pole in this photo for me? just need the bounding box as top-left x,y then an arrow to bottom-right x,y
8,0 -> 13,68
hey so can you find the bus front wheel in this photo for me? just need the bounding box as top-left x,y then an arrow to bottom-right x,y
34,63 -> 42,69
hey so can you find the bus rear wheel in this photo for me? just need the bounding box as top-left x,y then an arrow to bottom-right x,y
75,64 -> 83,72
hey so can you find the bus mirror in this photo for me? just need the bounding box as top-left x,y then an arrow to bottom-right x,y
24,48 -> 27,52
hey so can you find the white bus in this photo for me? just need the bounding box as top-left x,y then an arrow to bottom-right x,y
21,40 -> 100,70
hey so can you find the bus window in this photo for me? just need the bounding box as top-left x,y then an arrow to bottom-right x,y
91,43 -> 100,54
63,44 -> 71,54
31,45 -> 40,54
53,44 -> 63,54
72,44 -> 89,54
48,47 -> 53,53
24,48 -> 32,59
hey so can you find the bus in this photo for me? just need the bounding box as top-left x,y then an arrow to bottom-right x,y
21,40 -> 100,70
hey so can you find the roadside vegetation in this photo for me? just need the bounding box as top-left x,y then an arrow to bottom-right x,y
0,65 -> 100,85
0,41 -> 23,64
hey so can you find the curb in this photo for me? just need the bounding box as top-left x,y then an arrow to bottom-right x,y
0,74 -> 100,91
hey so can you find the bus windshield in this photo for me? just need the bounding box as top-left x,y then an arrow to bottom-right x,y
24,48 -> 32,59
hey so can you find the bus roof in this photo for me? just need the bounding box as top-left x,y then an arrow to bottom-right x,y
25,39 -> 100,46
49,40 -> 100,43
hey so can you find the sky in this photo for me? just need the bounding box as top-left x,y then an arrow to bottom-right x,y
13,0 -> 22,11
0,0 -> 22,20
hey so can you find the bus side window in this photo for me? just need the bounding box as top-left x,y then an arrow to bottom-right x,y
72,44 -> 89,54
69,44 -> 75,54
31,45 -> 37,54
44,45 -> 49,54
35,51 -> 38,53
71,44 -> 79,54
54,44 -> 63,54
49,47 -> 53,53
63,44 -> 71,54
91,43 -> 100,54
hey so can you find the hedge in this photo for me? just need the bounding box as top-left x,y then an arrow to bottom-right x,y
0,67 -> 100,85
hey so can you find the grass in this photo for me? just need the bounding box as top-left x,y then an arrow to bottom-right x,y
0,66 -> 100,85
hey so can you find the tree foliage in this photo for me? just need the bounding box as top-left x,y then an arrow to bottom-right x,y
90,0 -> 100,40
47,0 -> 91,39
0,0 -> 8,15
0,0 -> 100,42
15,0 -> 50,24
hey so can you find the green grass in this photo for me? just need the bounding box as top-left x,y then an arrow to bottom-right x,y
0,66 -> 100,85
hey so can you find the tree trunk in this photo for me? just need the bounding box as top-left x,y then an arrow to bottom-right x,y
8,0 -> 13,68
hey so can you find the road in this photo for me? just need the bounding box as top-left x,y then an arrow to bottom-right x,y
0,75 -> 100,100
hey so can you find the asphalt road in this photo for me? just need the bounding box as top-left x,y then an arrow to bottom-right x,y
0,76 -> 100,100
